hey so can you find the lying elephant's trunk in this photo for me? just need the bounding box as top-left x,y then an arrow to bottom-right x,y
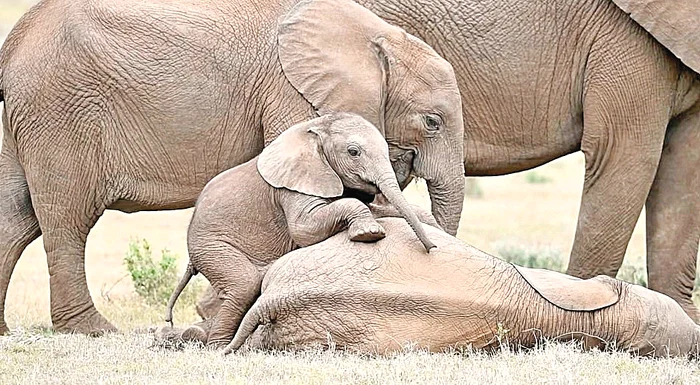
375,174 -> 436,252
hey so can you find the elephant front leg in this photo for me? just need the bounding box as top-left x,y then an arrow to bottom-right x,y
646,113 -> 700,323
566,50 -> 670,280
284,195 -> 385,247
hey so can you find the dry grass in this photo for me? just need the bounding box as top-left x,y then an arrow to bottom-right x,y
2,2 -> 700,383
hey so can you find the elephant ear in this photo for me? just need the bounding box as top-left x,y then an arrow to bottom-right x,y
613,0 -> 700,73
513,265 -> 620,311
257,120 -> 343,198
278,0 -> 399,134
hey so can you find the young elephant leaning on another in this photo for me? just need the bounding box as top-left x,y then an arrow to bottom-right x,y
165,113 -> 436,348
223,218 -> 700,358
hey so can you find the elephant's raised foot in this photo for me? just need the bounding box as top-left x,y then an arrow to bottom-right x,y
52,309 -> 117,336
348,219 -> 386,243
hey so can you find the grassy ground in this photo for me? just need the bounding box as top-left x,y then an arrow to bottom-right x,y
2,2 -> 700,384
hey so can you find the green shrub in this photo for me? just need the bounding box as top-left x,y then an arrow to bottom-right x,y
615,264 -> 647,287
524,171 -> 552,184
495,244 -> 566,272
465,178 -> 484,199
124,239 -> 204,308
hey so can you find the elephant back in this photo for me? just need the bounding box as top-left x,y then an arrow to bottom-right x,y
612,0 -> 700,74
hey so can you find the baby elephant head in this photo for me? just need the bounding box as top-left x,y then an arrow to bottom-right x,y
257,113 -> 435,251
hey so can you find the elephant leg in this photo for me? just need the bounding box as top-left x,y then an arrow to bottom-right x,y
646,112 -> 700,322
196,284 -> 223,320
197,244 -> 262,348
566,46 -> 670,279
0,149 -> 41,334
25,168 -> 115,335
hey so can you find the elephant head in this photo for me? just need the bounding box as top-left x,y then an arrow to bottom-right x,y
278,0 -> 465,236
257,113 -> 435,252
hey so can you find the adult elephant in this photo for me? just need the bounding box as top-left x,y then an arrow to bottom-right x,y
356,0 -> 700,321
0,0 -> 465,335
186,217 -> 699,358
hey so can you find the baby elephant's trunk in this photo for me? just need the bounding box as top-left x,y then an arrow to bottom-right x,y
376,175 -> 436,252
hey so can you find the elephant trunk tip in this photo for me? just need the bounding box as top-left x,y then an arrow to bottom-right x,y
421,238 -> 437,253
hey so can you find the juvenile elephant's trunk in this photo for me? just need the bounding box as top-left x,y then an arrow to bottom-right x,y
376,175 -> 436,252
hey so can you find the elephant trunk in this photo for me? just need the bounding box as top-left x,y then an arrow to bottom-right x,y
424,160 -> 465,237
376,175 -> 436,252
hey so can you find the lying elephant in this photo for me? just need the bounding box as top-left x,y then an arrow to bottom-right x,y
212,218 -> 700,358
0,0 -> 464,335
165,113 -> 436,347
353,0 -> 700,321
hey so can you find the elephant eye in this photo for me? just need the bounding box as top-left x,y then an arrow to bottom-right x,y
347,145 -> 361,157
424,114 -> 443,131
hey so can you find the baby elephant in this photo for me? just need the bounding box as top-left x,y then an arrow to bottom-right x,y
166,113 -> 435,347
224,218 -> 700,358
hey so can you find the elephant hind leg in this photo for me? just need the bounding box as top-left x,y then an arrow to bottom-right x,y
193,243 -> 263,348
646,112 -> 700,323
0,149 -> 41,334
22,146 -> 116,335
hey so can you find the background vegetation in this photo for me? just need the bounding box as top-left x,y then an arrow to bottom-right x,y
1,1 -> 699,383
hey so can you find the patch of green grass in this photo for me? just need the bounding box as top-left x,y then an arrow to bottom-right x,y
495,243 -> 566,272
616,264 -> 648,287
524,171 -> 552,184
465,178 -> 484,199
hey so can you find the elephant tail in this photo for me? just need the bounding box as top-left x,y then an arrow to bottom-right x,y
222,296 -> 268,355
164,263 -> 197,327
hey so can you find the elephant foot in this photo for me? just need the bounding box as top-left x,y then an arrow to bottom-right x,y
348,219 -> 386,243
0,321 -> 9,336
52,309 -> 117,336
154,324 -> 208,349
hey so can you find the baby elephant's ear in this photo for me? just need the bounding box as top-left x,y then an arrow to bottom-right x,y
257,119 -> 344,198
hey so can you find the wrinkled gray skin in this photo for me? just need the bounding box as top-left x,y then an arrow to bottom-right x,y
0,0 -> 464,335
213,218 -> 699,358
354,0 -> 700,322
165,114 -> 438,347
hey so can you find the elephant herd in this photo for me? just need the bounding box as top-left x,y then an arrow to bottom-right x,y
1,0 -> 700,358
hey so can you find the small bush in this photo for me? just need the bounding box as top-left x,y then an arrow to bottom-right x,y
616,264 -> 648,287
495,243 -> 566,272
465,178 -> 484,199
524,171 -> 552,184
124,239 -> 204,308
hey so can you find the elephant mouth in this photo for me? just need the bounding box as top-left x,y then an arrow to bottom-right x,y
390,149 -> 416,188
342,187 -> 376,204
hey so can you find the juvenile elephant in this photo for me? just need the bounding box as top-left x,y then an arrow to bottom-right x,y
350,0 -> 700,320
166,113 -> 436,347
0,0 -> 464,334
220,218 -> 700,358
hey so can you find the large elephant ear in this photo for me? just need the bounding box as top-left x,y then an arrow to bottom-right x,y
613,0 -> 700,73
278,0 -> 401,134
513,265 -> 620,311
257,119 -> 343,198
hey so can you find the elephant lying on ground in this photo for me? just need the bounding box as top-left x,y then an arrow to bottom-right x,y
208,218 -> 699,358
0,0 -> 464,334
353,0 -> 700,321
165,113 -> 436,347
